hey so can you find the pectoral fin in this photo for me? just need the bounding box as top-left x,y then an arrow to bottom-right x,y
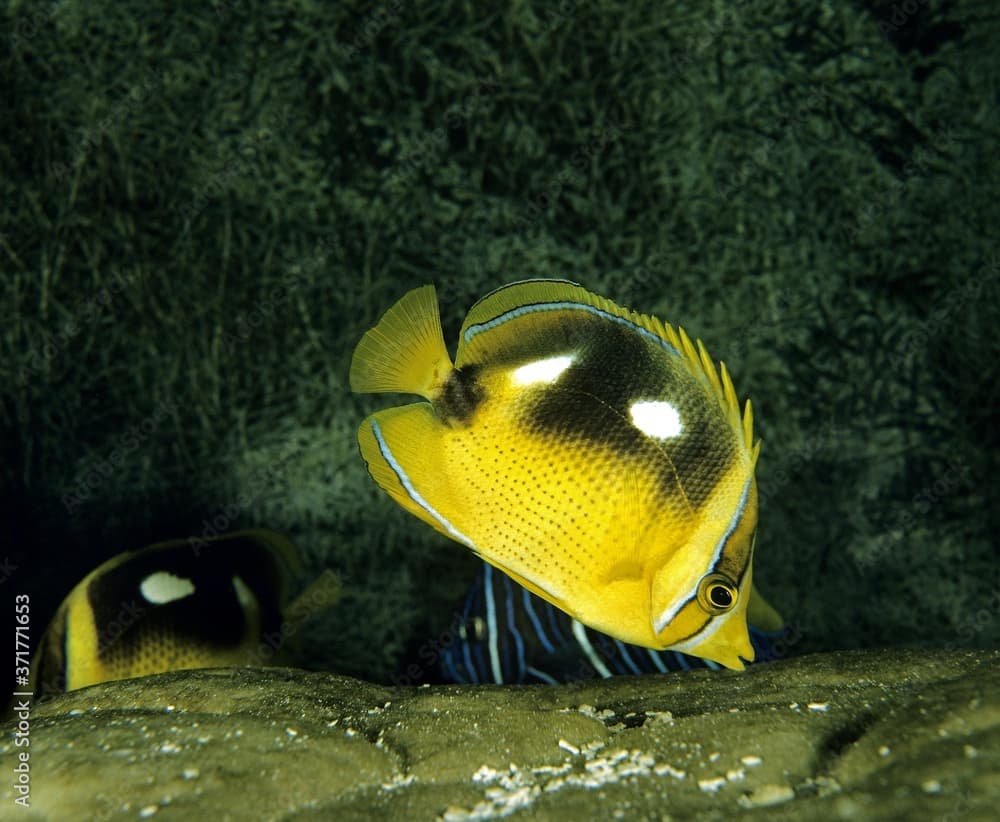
747,583 -> 784,632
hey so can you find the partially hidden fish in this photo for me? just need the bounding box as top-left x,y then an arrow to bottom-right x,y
29,529 -> 341,697
350,279 -> 783,670
440,561 -> 787,685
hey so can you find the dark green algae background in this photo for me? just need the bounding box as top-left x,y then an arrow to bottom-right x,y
1,1 -> 998,686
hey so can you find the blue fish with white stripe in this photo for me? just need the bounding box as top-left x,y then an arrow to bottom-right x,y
351,280 -> 784,670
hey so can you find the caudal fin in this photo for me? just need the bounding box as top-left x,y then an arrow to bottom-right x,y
349,285 -> 453,400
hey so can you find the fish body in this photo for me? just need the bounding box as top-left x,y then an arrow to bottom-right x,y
351,280 -> 780,670
30,529 -> 340,696
440,561 -> 787,684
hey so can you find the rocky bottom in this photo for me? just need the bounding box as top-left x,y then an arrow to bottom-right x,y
2,649 -> 996,820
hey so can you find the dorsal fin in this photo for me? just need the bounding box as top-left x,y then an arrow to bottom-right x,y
665,325 -> 758,463
455,279 -> 669,367
455,279 -> 757,459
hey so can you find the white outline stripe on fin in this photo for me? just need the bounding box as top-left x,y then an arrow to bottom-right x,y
653,474 -> 753,634
463,301 -> 680,357
370,419 -> 475,548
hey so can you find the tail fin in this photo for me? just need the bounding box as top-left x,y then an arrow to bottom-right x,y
283,569 -> 343,629
349,285 -> 453,400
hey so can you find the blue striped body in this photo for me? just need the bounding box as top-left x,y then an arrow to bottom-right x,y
441,562 -> 786,685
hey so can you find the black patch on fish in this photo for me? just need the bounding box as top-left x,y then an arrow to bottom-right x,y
86,536 -> 283,666
520,319 -> 735,509
437,365 -> 486,426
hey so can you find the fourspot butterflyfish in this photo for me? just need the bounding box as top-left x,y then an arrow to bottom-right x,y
440,560 -> 788,684
350,279 -> 783,670
29,529 -> 341,696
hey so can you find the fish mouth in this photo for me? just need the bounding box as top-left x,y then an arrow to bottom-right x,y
685,619 -> 756,671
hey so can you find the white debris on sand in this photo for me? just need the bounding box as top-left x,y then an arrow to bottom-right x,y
737,783 -> 795,808
381,774 -> 416,792
441,736 -> 692,819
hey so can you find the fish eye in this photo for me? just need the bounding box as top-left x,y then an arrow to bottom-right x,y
697,573 -> 738,615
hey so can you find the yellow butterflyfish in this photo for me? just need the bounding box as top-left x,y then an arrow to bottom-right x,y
350,280 -> 782,670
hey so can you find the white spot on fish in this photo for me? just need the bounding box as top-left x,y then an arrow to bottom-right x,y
231,576 -> 257,611
629,400 -> 682,439
511,354 -> 575,386
140,571 -> 195,604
